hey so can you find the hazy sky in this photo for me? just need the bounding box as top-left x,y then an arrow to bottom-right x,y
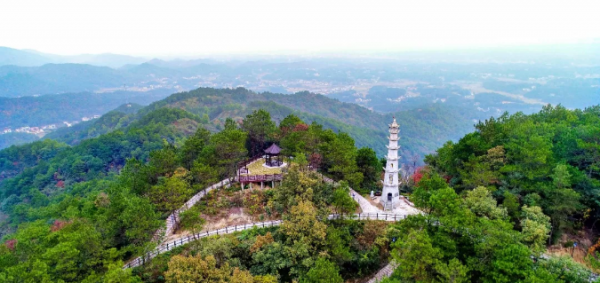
1,0 -> 599,56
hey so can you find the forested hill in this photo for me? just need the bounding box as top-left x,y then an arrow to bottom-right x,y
43,103 -> 144,143
48,87 -> 479,162
0,98 -> 597,281
0,107 -> 203,191
0,99 -> 391,281
0,89 -> 173,130
379,105 -> 600,282
425,104 -> 600,237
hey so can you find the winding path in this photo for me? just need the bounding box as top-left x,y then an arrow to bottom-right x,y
157,179 -> 230,241
350,188 -> 381,213
124,212 -> 407,269
367,262 -> 398,283
128,171 -> 419,283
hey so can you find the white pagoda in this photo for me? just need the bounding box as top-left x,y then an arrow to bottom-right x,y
382,117 -> 401,210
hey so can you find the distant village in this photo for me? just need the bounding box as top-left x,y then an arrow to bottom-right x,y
1,115 -> 101,137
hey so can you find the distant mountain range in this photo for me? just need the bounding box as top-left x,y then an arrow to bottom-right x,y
0,46 -> 147,68
0,45 -> 598,156
1,45 -> 598,112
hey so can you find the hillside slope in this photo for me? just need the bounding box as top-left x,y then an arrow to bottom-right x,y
0,89 -> 172,129
49,87 -> 478,162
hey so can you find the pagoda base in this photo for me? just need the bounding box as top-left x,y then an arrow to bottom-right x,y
382,185 -> 401,211
381,199 -> 402,211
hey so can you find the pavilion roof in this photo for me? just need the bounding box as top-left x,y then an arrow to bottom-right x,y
264,143 -> 281,155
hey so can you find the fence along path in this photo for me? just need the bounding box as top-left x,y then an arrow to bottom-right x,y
158,170 -> 332,241
156,172 -> 329,245
124,212 -> 406,269
156,179 -> 231,242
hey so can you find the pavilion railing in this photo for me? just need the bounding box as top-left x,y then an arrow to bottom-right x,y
238,174 -> 284,182
238,154 -> 264,168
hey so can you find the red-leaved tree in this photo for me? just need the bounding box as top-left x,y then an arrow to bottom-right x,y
412,167 -> 425,184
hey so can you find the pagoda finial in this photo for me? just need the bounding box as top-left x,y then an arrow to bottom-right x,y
390,116 -> 399,128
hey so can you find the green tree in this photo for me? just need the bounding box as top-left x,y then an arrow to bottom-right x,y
273,164 -> 319,211
537,256 -> 593,283
325,226 -> 353,265
577,125 -> 600,178
392,229 -> 441,282
165,255 -> 230,282
148,143 -> 178,178
355,147 -> 382,193
552,164 -> 572,189
280,200 -> 327,277
501,191 -> 521,222
332,182 -> 358,215
486,244 -> 534,283
119,157 -> 152,195
103,185 -> 162,247
202,122 -> 247,180
460,146 -> 505,189
179,206 -> 205,239
321,132 -> 363,188
435,258 -> 469,283
242,109 -> 276,157
464,186 -> 507,220
148,174 -> 193,215
411,169 -> 449,212
300,258 -> 343,283
191,161 -> 219,188
279,114 -> 304,136
178,127 -> 211,169
520,205 -> 551,255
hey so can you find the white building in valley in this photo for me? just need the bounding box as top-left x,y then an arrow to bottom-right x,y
382,117 -> 401,211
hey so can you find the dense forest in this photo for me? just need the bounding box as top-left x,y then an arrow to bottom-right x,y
0,89 -> 175,150
0,105 -> 383,282
381,105 -> 600,282
0,84 -> 598,282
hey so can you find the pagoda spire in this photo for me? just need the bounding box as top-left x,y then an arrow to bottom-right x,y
382,116 -> 401,211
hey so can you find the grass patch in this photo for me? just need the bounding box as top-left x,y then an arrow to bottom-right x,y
241,158 -> 285,176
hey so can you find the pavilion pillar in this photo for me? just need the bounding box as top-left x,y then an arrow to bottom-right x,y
261,182 -> 264,190
241,183 -> 245,190
271,181 -> 274,188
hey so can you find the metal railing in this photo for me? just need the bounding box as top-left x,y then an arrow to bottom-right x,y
153,179 -> 230,241
124,212 -> 407,269
237,154 -> 265,168
238,174 -> 284,182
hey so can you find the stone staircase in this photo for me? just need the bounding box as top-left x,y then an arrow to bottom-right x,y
367,262 -> 397,283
